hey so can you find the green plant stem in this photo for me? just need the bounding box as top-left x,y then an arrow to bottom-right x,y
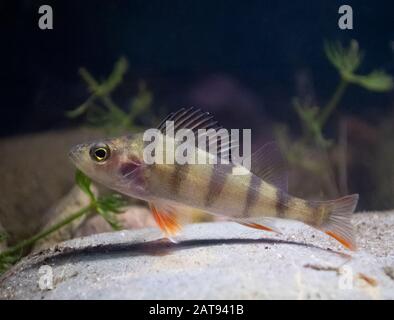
79,68 -> 125,115
0,205 -> 93,259
102,95 -> 127,118
318,78 -> 349,128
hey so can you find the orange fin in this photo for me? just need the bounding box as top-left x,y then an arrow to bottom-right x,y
325,231 -> 356,251
149,202 -> 182,238
236,218 -> 282,234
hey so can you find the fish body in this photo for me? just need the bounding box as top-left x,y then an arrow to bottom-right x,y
70,108 -> 358,250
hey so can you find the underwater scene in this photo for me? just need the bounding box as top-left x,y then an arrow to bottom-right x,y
0,0 -> 393,302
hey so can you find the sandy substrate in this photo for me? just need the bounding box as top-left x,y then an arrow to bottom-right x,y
0,211 -> 393,299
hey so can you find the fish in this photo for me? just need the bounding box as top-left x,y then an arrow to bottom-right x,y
69,107 -> 359,250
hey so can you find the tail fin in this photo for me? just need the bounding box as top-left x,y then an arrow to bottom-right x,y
320,194 -> 359,251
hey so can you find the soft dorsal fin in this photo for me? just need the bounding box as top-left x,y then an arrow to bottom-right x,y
248,142 -> 288,192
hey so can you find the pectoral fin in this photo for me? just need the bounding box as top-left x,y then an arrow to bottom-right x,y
149,202 -> 182,241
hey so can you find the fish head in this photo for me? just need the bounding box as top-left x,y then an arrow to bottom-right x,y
69,134 -> 147,197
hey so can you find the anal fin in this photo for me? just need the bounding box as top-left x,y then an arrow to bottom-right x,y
235,218 -> 282,234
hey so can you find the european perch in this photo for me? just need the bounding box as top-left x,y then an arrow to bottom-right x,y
69,107 -> 359,250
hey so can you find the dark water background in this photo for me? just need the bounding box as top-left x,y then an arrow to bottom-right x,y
2,0 -> 393,136
1,0 -> 394,217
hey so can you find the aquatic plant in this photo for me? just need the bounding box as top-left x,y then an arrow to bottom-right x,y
0,171 -> 126,275
276,40 -> 393,197
294,40 -> 392,148
0,57 -> 161,274
0,231 -> 7,244
67,57 -> 156,134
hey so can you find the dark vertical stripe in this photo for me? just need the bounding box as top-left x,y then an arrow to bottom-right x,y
242,175 -> 262,217
204,164 -> 232,207
171,163 -> 188,195
305,200 -> 320,225
276,189 -> 289,218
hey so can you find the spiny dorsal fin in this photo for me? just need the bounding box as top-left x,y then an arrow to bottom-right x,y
157,107 -> 221,134
248,142 -> 288,192
157,107 -> 236,160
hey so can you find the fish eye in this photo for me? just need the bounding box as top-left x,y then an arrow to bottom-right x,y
90,144 -> 110,162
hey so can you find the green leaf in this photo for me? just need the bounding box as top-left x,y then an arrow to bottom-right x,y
325,40 -> 393,93
324,40 -> 362,76
0,231 -> 8,244
75,170 -> 95,201
349,70 -> 393,92
292,99 -> 332,148
95,194 -> 127,230
85,103 -> 112,126
79,67 -> 101,94
129,81 -> 153,118
98,194 -> 127,213
96,207 -> 123,230
75,169 -> 126,230
66,102 -> 90,119
104,57 -> 129,95
0,254 -> 19,275
0,248 -> 23,275
67,56 -> 157,134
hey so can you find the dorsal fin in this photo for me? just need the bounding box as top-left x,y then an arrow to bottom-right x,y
157,107 -> 236,160
157,107 -> 221,134
248,142 -> 288,192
